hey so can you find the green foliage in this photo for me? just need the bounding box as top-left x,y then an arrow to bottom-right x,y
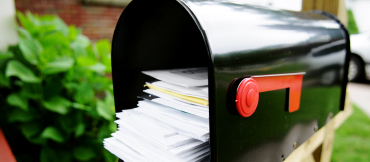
6,60 -> 41,83
347,10 -> 359,35
0,11 -> 117,162
332,105 -> 370,162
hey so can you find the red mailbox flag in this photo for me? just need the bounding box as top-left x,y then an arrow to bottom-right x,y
0,127 -> 16,162
235,73 -> 305,117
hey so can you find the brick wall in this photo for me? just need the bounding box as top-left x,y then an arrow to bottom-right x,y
15,0 -> 125,41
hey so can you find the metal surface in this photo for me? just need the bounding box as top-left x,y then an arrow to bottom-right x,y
111,0 -> 349,161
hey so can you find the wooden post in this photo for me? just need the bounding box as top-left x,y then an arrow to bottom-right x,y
320,113 -> 335,162
302,0 -> 348,27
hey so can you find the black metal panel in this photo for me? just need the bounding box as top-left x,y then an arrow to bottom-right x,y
111,0 -> 349,161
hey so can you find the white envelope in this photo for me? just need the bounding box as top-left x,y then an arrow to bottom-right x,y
142,67 -> 208,87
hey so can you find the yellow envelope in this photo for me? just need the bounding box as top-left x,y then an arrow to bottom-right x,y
145,84 -> 209,106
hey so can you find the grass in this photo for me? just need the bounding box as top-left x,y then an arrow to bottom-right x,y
347,10 -> 359,35
331,105 -> 370,162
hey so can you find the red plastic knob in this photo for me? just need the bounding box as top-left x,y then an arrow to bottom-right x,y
235,78 -> 259,117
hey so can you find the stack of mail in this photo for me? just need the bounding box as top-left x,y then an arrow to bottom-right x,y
104,68 -> 210,162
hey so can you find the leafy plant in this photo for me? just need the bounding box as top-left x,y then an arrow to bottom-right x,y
347,10 -> 359,35
0,11 -> 117,162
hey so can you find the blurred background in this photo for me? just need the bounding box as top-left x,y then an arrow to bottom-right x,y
0,0 -> 369,162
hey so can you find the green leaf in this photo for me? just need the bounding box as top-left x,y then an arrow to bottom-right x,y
17,11 -> 34,33
98,123 -> 114,141
63,81 -> 79,91
87,62 -> 106,73
73,146 -> 96,161
85,46 -> 97,60
71,102 -> 90,110
96,92 -> 115,121
39,31 -> 68,48
105,91 -> 115,109
42,96 -> 71,114
58,113 -> 82,133
17,28 -> 32,39
5,60 -> 41,83
60,47 -> 73,56
37,15 -> 69,36
20,122 -> 43,139
28,135 -> 47,145
97,100 -> 114,121
40,47 -> 59,64
70,35 -> 90,50
103,149 -> 118,162
43,56 -> 74,74
89,77 -> 112,92
8,108 -> 35,122
74,83 -> 94,104
76,57 -> 97,66
0,73 -> 10,88
6,93 -> 28,111
0,50 -> 14,60
109,121 -> 117,133
68,25 -> 80,41
95,39 -> 112,73
25,11 -> 40,28
40,126 -> 65,143
95,40 -> 111,56
19,38 -> 42,65
75,123 -> 85,138
72,46 -> 87,58
54,16 -> 69,36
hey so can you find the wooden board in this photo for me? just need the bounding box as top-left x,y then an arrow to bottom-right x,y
302,0 -> 348,27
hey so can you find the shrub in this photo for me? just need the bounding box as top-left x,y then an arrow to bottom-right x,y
347,10 -> 359,35
0,11 -> 117,162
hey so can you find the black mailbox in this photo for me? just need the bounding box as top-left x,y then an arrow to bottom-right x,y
111,0 -> 350,161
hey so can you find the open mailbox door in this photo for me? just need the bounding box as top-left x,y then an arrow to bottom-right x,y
110,0 -> 350,161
